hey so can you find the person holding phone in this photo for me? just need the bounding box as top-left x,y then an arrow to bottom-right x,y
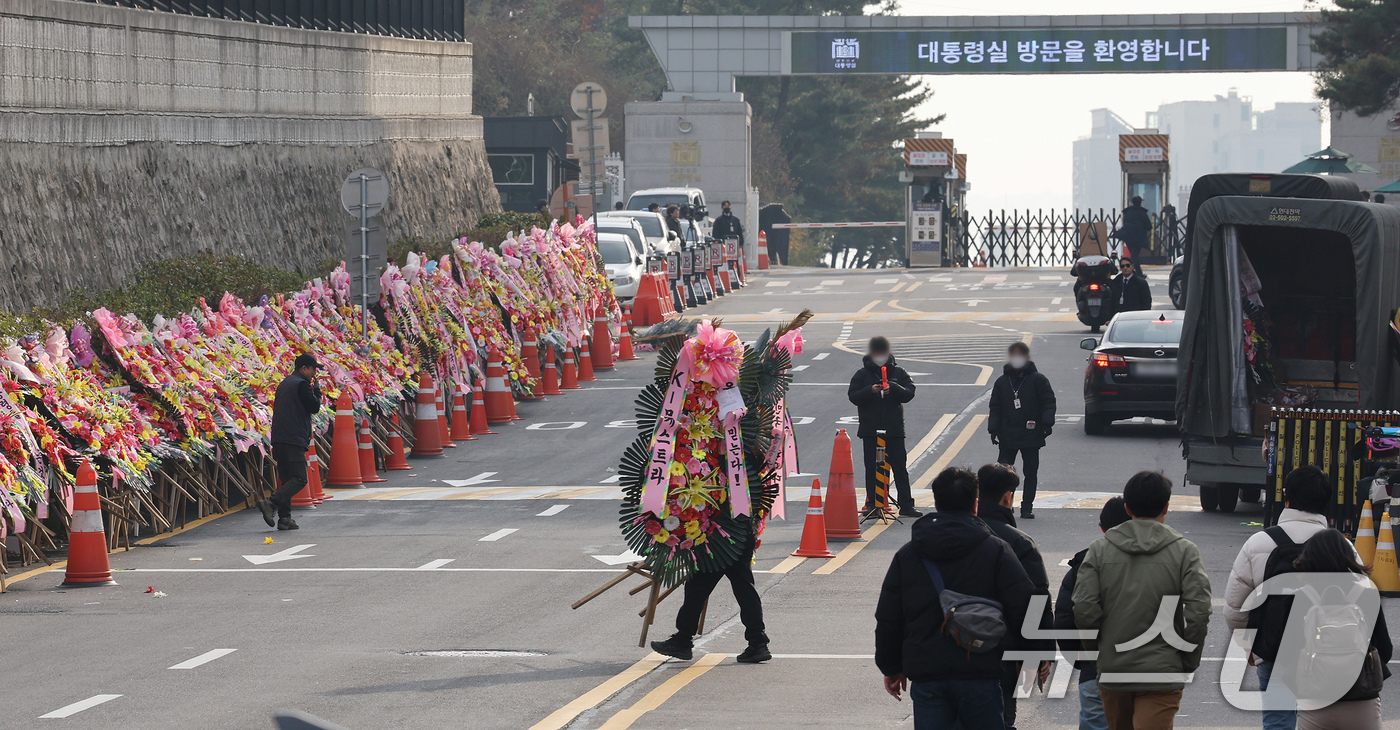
848,336 -> 920,518
257,354 -> 324,531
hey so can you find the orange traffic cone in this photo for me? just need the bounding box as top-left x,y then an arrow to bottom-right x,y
618,309 -> 638,361
579,337 -> 597,382
1357,499 -> 1377,566
758,230 -> 770,270
1372,509 -> 1400,596
410,374 -> 444,458
541,346 -> 562,395
436,388 -> 455,449
358,417 -> 386,483
825,430 -> 863,540
62,459 -> 116,586
561,348 -> 581,390
384,413 -> 411,470
484,347 -> 515,424
522,329 -> 543,400
471,382 -> 497,435
592,310 -> 615,371
326,392 -> 364,486
291,455 -> 317,507
450,388 -> 476,441
307,444 -> 329,501
792,478 -> 836,558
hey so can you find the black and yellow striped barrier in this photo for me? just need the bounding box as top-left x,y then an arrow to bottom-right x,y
1266,408 -> 1400,532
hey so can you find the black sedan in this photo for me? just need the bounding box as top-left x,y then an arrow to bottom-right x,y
1080,310 -> 1183,434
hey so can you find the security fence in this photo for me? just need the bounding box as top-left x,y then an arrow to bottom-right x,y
950,209 -> 1187,268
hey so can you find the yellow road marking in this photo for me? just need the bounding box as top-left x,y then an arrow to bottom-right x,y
533,487 -> 618,499
888,282 -> 905,293
908,414 -> 956,464
340,488 -> 442,500
856,300 -> 882,314
905,281 -> 922,293
813,520 -> 890,575
597,652 -> 728,729
913,415 -> 989,506
438,487 -> 542,500
528,652 -> 669,730
769,555 -> 807,574
5,502 -> 249,588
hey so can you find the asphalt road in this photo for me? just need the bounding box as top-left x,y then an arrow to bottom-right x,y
6,266 -> 1400,729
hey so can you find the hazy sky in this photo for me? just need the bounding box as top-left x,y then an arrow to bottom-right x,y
897,0 -> 1323,212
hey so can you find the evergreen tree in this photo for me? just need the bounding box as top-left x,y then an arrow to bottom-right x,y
1311,0 -> 1400,116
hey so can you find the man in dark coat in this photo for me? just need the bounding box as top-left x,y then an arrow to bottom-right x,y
988,341 -> 1056,519
1111,258 -> 1152,312
848,336 -> 920,517
978,463 -> 1053,730
1054,497 -> 1131,730
1112,196 -> 1152,262
711,200 -> 744,245
257,353 -> 323,531
875,467 -> 1036,728
664,204 -> 684,242
758,203 -> 792,265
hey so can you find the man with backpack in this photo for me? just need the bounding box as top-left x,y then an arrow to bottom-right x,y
1223,466 -> 1342,730
1072,471 -> 1212,730
875,467 -> 1037,729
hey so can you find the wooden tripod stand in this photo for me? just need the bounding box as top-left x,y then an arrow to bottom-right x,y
572,562 -> 705,647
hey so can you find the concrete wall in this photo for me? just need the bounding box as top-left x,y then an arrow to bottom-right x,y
623,98 -> 752,229
0,0 -> 498,312
1330,109 -> 1400,195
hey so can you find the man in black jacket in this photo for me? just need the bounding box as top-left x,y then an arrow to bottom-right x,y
876,467 -> 1036,729
257,354 -> 324,531
711,200 -> 744,245
1111,196 -> 1152,262
978,463 -> 1053,730
848,336 -> 920,517
1053,497 -> 1130,730
988,342 -> 1056,519
1111,259 -> 1152,312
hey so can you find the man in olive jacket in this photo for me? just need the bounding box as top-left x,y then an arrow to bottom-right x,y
1072,471 -> 1212,730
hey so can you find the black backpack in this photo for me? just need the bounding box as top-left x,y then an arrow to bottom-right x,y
1247,526 -> 1307,661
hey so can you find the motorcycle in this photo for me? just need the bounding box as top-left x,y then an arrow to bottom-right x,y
1071,254 -> 1117,332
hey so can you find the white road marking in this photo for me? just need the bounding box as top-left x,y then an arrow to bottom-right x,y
874,278 -> 898,284
537,505 -> 570,517
792,365 -> 809,371
593,550 -> 644,566
600,474 -> 624,483
242,544 -> 315,565
791,416 -> 815,425
1039,276 -> 1060,281
40,695 -> 122,719
821,279 -> 845,286
960,299 -> 989,307
415,559 -> 456,570
605,419 -> 640,429
480,528 -> 518,542
526,421 -> 587,431
443,472 -> 500,487
1051,297 -> 1062,305
765,280 -> 790,287
760,308 -> 785,314
169,648 -> 237,670
812,352 -> 829,360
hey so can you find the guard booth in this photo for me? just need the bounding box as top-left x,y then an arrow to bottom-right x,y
902,133 -> 958,267
1119,130 -> 1171,216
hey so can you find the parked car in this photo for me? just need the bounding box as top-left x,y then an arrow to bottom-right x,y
596,232 -> 645,301
597,210 -> 677,254
1168,255 -> 1185,310
627,187 -> 710,234
593,216 -> 649,258
1080,310 -> 1183,435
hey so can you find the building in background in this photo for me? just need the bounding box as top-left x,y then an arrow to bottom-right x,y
1073,90 -> 1321,212
1329,109 -> 1400,195
484,116 -> 573,213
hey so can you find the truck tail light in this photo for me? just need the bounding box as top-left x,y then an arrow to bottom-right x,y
1093,352 -> 1128,372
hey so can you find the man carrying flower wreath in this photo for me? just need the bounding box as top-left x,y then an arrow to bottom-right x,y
257,354 -> 323,531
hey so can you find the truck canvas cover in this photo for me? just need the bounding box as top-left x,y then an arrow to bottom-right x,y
1177,196 -> 1400,438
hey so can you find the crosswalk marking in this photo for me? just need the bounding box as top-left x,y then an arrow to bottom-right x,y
765,280 -> 790,287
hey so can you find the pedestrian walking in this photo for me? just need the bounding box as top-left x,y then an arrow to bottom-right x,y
977,463 -> 1054,730
257,354 -> 324,531
1054,497 -> 1132,730
1252,529 -> 1391,730
875,467 -> 1037,729
1072,471 -> 1212,730
848,336 -> 920,518
650,528 -> 770,664
987,342 -> 1055,518
1111,258 -> 1152,312
1111,196 -> 1152,262
1223,465 -> 1340,730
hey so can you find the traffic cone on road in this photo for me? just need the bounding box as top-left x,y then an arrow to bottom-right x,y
436,389 -> 455,449
579,338 -> 597,382
307,444 -> 328,502
541,347 -> 562,396
561,348 -> 581,390
384,413 -> 411,470
1373,510 -> 1400,596
62,459 -> 116,586
521,329 -> 543,399
792,478 -> 836,558
618,310 -> 638,361
450,388 -> 475,441
327,392 -> 365,486
757,230 -> 770,270
410,374 -> 444,458
825,430 -> 863,540
484,348 -> 515,424
358,418 -> 386,484
1357,499 -> 1377,566
291,458 -> 317,508
471,382 -> 497,435
592,311 -> 615,371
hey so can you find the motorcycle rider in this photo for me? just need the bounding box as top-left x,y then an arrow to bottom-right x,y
987,342 -> 1056,519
